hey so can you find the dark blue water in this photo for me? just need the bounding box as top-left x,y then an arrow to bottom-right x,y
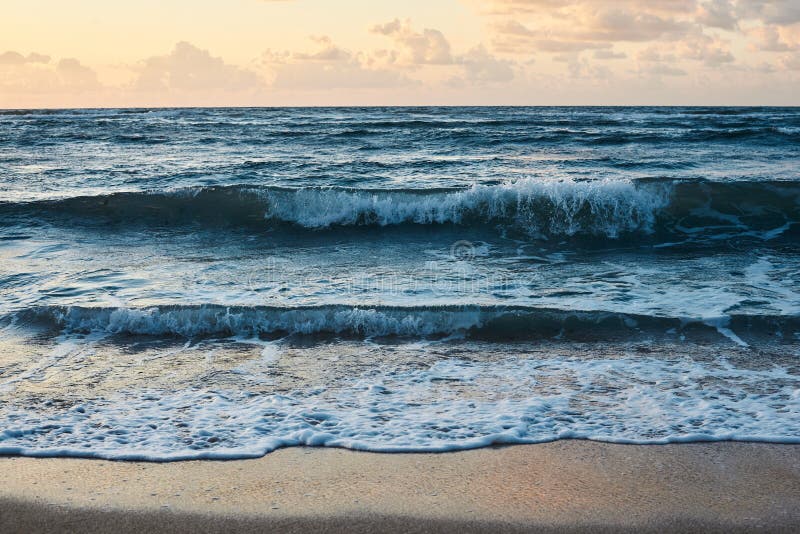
1,107 -> 799,460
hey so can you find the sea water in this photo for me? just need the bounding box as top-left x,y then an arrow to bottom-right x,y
1,106 -> 799,460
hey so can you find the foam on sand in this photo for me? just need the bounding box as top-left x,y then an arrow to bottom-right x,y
2,354 -> 799,461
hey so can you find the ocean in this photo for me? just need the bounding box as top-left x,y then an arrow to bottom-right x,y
1,106 -> 799,460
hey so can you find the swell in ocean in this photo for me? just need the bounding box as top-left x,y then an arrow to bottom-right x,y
10,303 -> 797,346
2,178 -> 799,244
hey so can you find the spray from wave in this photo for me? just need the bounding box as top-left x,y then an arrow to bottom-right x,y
2,178 -> 798,241
14,304 -> 797,343
257,178 -> 670,238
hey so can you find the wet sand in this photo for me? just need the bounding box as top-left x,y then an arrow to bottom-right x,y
2,441 -> 800,533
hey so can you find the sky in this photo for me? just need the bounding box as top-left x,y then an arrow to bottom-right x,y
1,0 -> 799,107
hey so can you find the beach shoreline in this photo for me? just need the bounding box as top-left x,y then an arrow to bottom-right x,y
3,441 -> 799,533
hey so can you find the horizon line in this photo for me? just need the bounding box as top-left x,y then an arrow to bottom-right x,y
3,104 -> 799,111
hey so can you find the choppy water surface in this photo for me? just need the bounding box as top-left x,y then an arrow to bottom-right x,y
1,107 -> 799,459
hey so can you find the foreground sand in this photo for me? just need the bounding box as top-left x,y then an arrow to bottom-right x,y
2,441 -> 799,533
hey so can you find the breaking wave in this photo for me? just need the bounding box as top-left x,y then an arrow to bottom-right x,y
2,178 -> 798,241
13,304 -> 799,343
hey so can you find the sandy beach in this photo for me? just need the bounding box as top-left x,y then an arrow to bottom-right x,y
3,1 -> 800,531
2,441 -> 799,533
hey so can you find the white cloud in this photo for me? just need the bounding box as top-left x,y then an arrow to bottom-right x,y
780,53 -> 800,70
56,58 -> 100,90
647,63 -> 689,76
0,53 -> 98,96
371,19 -> 454,65
577,9 -> 692,42
492,20 -> 615,53
0,51 -> 51,65
594,49 -> 627,59
697,0 -> 739,30
263,37 -> 414,90
134,42 -> 262,92
534,40 -> 612,52
748,25 -> 796,52
737,1 -> 800,26
678,34 -> 735,65
457,45 -> 515,82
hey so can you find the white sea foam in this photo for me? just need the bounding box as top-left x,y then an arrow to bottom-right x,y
256,178 -> 672,237
46,305 -> 487,338
30,304 -> 793,344
2,355 -> 798,461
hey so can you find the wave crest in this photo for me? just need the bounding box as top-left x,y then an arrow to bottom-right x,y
258,179 -> 669,238
15,304 -> 797,343
2,179 -> 799,241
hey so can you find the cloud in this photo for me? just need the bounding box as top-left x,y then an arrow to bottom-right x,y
27,53 -> 51,64
534,40 -> 612,52
479,0 -> 699,16
457,45 -> 515,82
576,9 -> 692,42
269,63 -> 411,90
479,0 -> 583,15
484,2 -> 696,60
697,0 -> 738,30
780,53 -> 800,70
647,63 -> 688,76
474,0 -> 800,81
0,51 -> 51,65
493,20 -> 536,37
56,58 -> 100,90
643,0 -> 699,14
4,4 -> 798,107
748,25 -> 796,52
594,49 -> 627,59
633,34 -> 734,69
263,37 -> 414,90
370,19 -> 514,85
0,51 -> 27,65
480,0 -> 800,31
291,36 -> 352,61
678,34 -> 735,66
634,46 -> 687,77
491,19 -> 614,53
134,41 -> 262,92
737,1 -> 800,26
549,54 -> 614,79
0,52 -> 99,97
636,46 -> 677,62
371,19 -> 454,65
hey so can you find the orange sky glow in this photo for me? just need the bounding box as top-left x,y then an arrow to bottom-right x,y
1,0 -> 799,107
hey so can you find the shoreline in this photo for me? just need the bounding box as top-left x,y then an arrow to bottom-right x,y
3,441 -> 800,533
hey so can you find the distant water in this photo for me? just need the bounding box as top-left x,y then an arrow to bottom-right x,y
1,107 -> 799,460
